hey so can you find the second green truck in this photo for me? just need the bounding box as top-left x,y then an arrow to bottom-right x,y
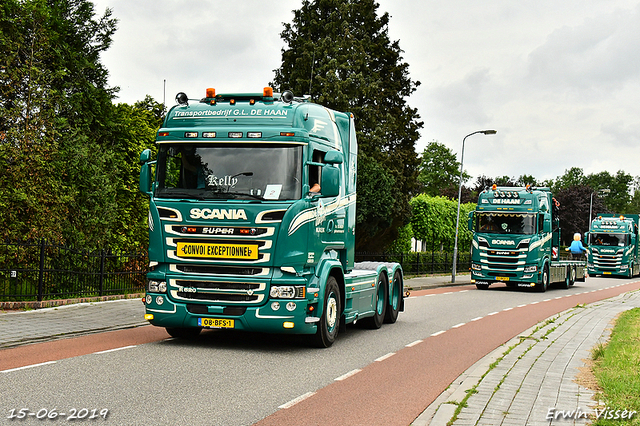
468,185 -> 586,291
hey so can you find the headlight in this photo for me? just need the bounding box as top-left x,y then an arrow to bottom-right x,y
524,265 -> 537,273
270,286 -> 305,299
147,280 -> 167,293
270,286 -> 296,298
471,263 -> 481,271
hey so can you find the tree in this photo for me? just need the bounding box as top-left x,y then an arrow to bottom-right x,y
555,185 -> 608,245
418,141 -> 468,197
272,0 -> 422,251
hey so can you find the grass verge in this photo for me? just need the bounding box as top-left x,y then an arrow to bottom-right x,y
591,307 -> 640,425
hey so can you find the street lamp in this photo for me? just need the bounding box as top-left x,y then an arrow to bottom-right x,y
452,129 -> 497,283
589,188 -> 610,224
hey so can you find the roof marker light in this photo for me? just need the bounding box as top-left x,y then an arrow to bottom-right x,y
229,132 -> 242,138
263,87 -> 273,97
158,131 -> 169,137
202,132 -> 216,138
185,132 -> 198,138
280,132 -> 295,137
206,88 -> 215,98
247,132 -> 262,138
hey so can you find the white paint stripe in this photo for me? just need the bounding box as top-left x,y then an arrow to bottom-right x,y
503,307 -> 513,311
543,299 -> 551,302
471,316 -> 483,321
458,290 -> 469,293
426,294 -> 437,297
406,340 -> 423,347
452,322 -> 466,328
442,292 -> 453,295
1,361 -> 57,373
278,391 -> 316,409
93,345 -> 137,355
517,304 -> 527,308
375,353 -> 395,362
488,311 -> 499,316
431,330 -> 446,337
530,301 -> 539,305
335,369 -> 361,381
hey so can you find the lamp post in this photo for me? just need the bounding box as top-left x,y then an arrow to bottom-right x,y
589,188 -> 610,224
452,129 -> 497,283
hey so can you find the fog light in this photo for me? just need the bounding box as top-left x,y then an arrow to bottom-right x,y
145,295 -> 152,304
286,302 -> 296,311
155,296 -> 164,305
283,322 -> 295,329
144,313 -> 154,321
271,302 -> 280,311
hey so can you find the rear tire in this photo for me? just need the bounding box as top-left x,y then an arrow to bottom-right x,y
312,276 -> 341,348
362,273 -> 388,329
166,327 -> 202,339
384,270 -> 402,324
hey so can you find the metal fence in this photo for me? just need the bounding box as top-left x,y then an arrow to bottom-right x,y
356,251 -> 471,276
0,239 -> 147,302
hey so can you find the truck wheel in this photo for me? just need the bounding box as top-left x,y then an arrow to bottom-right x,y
537,264 -> 549,292
561,266 -> 572,289
570,266 -> 576,286
363,273 -> 388,329
384,270 -> 402,324
166,327 -> 202,339
312,276 -> 341,348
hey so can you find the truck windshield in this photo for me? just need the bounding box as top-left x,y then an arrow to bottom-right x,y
155,144 -> 303,200
476,212 -> 536,235
589,233 -> 628,247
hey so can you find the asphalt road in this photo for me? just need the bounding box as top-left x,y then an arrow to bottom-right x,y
1,276 -> 638,425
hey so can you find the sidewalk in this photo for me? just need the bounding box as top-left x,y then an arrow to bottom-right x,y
414,288 -> 640,426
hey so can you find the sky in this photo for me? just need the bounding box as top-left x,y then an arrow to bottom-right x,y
92,0 -> 640,185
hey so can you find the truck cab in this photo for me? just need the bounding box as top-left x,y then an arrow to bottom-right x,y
586,214 -> 640,277
468,185 -> 584,291
138,88 -> 403,347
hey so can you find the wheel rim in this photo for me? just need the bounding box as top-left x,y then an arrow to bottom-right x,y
326,293 -> 338,331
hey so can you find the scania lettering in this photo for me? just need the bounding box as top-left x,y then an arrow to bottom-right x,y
139,87 -> 404,347
468,185 -> 586,291
586,214 -> 640,278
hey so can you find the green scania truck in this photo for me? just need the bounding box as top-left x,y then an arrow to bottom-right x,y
468,185 -> 585,291
586,214 -> 640,277
138,87 -> 403,347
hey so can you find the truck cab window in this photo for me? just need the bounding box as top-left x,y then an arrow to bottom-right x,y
309,150 -> 324,193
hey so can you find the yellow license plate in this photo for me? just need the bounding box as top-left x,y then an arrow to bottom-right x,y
176,242 -> 258,260
198,318 -> 235,328
495,276 -> 510,281
604,272 -> 611,275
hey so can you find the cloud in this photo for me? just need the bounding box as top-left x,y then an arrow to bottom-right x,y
527,4 -> 640,92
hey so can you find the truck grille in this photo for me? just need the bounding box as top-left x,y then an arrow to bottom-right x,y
477,246 -> 526,274
169,279 -> 266,304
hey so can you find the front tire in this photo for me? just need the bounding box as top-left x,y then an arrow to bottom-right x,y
537,264 -> 549,292
312,276 -> 341,348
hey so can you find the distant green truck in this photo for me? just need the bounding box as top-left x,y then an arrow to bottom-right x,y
138,87 -> 404,347
468,185 -> 585,291
586,214 -> 640,278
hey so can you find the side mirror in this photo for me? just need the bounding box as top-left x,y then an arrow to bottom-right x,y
324,150 -> 343,165
139,149 -> 153,196
467,211 -> 474,231
320,165 -> 340,197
